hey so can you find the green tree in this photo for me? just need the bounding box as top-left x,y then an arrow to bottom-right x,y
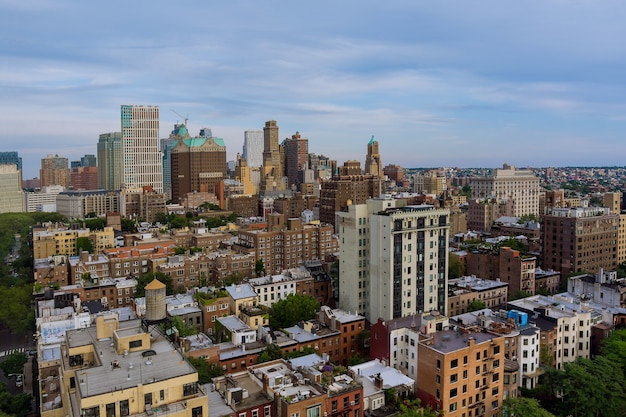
348,353 -> 368,366
567,356 -> 626,416
83,217 -> 106,231
448,253 -> 465,279
511,290 -> 533,300
258,343 -> 284,363
0,352 -> 27,377
76,237 -> 94,254
171,316 -> 197,337
187,357 -> 224,384
460,184 -> 472,198
134,272 -> 175,297
255,259 -> 266,277
500,397 -> 555,417
121,218 -> 137,232
396,398 -> 438,417
270,294 -> 320,329
467,299 -> 487,312
0,387 -> 33,417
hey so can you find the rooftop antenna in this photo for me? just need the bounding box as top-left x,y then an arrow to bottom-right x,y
170,109 -> 189,127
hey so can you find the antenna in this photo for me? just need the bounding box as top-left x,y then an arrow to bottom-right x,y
170,109 -> 189,127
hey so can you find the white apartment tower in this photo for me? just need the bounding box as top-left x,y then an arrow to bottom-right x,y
243,129 -> 264,168
470,163 -> 540,217
338,197 -> 450,324
120,105 -> 163,193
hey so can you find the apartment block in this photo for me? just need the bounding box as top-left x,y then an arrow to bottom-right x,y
448,276 -> 509,316
469,164 -> 540,217
369,204 -> 450,323
235,215 -> 337,275
417,329 -> 506,417
466,247 -> 537,297
46,313 -> 207,417
542,207 -> 618,278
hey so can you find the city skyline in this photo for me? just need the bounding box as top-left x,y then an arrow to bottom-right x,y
2,1 -> 626,179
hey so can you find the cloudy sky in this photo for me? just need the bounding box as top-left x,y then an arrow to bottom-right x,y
2,1 -> 626,178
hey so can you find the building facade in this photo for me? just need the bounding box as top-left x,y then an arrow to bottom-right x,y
470,164 -> 540,217
170,125 -> 227,203
40,154 -> 69,188
542,207 -> 619,278
368,204 -> 450,323
120,105 -> 163,192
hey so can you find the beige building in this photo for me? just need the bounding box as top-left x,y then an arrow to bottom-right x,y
41,313 -> 207,417
368,203 -> 450,323
417,329 -> 506,417
470,164 -> 540,217
120,105 -> 163,193
40,154 -> 69,188
0,164 -> 24,213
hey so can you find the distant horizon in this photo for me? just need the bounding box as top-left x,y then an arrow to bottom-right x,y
3,2 -> 626,179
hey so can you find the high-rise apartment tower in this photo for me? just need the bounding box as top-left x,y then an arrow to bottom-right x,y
120,105 -> 163,193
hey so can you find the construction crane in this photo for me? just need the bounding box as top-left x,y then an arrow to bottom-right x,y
170,109 -> 189,127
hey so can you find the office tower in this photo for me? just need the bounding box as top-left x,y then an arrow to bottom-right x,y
470,163 -> 540,217
243,129 -> 264,168
542,207 -> 619,279
364,136 -> 382,178
0,151 -> 22,171
259,120 -> 286,194
81,154 -> 96,167
383,164 -> 404,183
161,124 -> 183,200
338,197 -> 450,323
40,154 -> 69,188
0,164 -> 24,213
97,132 -> 122,190
283,131 -> 309,189
120,105 -> 163,193
170,126 -> 227,203
70,154 -> 98,190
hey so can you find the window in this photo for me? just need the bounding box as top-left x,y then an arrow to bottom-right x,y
451,358 -> 458,368
106,402 -> 116,417
449,402 -> 457,412
192,407 -> 203,417
306,405 -> 321,417
252,410 -> 259,417
265,406 -> 271,417
450,374 -> 458,383
450,388 -> 458,398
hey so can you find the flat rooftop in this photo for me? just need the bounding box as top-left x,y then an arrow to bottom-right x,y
65,319 -> 197,398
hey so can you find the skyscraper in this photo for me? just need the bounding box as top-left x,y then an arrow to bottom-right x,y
120,105 -> 163,193
161,123 -> 184,200
259,120 -> 286,194
0,152 -> 22,171
40,154 -> 69,188
0,164 -> 24,213
283,131 -> 309,190
364,136 -> 382,178
170,125 -> 227,203
97,132 -> 122,190
243,129 -> 263,168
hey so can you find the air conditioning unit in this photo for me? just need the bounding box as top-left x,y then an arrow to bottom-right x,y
350,401 -> 356,406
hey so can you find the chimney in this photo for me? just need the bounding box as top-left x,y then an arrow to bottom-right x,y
467,337 -> 475,347
374,373 -> 383,390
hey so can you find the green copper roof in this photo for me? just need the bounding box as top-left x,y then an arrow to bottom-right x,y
369,135 -> 375,145
182,137 -> 225,147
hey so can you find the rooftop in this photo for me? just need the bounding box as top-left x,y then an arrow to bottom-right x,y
64,319 -> 199,398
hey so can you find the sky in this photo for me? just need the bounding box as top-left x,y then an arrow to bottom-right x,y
2,1 -> 626,179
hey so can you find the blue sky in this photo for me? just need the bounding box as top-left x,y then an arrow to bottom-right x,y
2,1 -> 626,178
